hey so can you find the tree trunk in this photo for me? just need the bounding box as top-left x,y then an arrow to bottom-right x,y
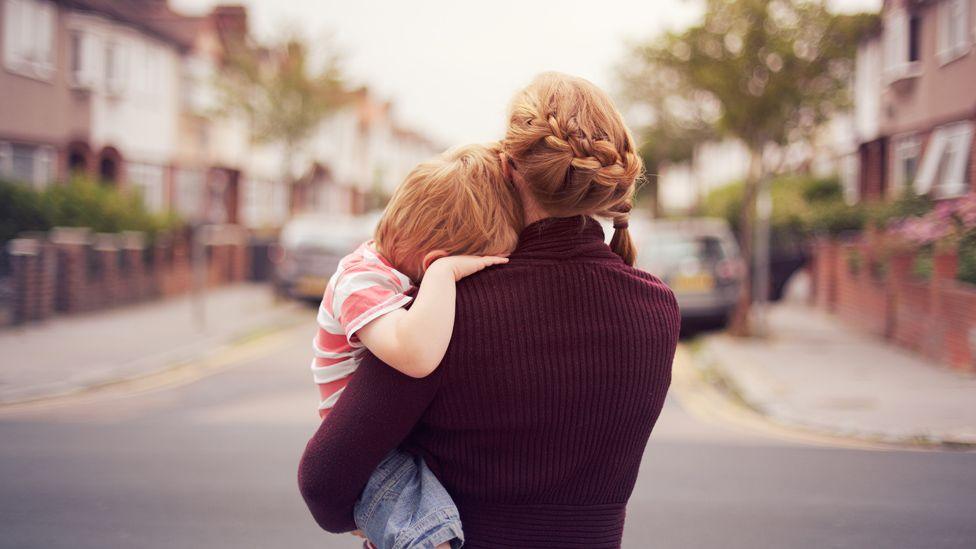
727,147 -> 764,337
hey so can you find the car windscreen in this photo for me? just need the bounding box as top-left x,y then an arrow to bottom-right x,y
643,234 -> 728,268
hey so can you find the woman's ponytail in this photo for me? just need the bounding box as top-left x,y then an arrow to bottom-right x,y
609,208 -> 636,266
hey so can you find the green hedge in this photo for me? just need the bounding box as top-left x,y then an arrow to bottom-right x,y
0,178 -> 181,244
700,175 -> 849,252
701,175 -> 936,242
0,179 -> 51,243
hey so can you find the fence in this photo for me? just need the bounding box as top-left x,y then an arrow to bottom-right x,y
811,237 -> 976,371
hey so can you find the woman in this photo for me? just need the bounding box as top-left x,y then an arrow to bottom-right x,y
298,72 -> 680,548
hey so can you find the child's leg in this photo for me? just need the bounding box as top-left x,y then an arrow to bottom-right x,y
354,449 -> 463,549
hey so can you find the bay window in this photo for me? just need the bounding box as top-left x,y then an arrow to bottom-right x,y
2,0 -> 55,80
915,122 -> 974,198
937,0 -> 972,64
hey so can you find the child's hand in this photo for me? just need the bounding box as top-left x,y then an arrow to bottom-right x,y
428,255 -> 509,281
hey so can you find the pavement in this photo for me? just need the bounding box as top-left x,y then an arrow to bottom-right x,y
0,283 -> 305,406
694,302 -> 976,448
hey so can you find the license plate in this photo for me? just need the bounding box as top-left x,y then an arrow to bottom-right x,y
672,273 -> 714,293
296,276 -> 328,297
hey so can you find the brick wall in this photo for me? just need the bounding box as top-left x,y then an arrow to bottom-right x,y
833,241 -> 891,337
812,237 -> 976,371
5,225 -> 254,326
7,237 -> 56,323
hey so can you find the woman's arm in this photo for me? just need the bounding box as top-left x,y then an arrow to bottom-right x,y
297,350 -> 443,532
356,255 -> 506,378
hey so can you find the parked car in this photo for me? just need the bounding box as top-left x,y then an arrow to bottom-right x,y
271,214 -> 378,301
635,218 -> 744,326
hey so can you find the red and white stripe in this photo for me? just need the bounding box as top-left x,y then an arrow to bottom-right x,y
311,241 -> 412,413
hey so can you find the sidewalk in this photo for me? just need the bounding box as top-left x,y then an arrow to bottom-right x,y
0,284 -> 307,405
696,303 -> 976,447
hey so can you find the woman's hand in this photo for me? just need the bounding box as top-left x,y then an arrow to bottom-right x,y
427,255 -> 508,282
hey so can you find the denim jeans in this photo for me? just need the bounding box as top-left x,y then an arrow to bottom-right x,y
354,449 -> 464,549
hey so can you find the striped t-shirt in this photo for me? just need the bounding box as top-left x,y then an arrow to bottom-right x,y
312,241 -> 413,414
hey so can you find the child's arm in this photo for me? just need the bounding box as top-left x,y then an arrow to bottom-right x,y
356,255 -> 507,378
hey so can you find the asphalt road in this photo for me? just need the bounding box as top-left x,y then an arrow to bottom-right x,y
1,319 -> 974,549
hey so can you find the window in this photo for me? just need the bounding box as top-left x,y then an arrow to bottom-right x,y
69,30 -> 97,88
884,9 -> 924,81
938,0 -> 972,63
183,56 -> 216,114
2,0 -> 56,80
127,162 -> 166,212
915,122 -> 974,198
909,15 -> 922,62
105,41 -> 126,95
0,142 -> 54,189
892,134 -> 922,194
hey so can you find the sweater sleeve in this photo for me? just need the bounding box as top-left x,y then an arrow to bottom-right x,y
297,350 -> 443,532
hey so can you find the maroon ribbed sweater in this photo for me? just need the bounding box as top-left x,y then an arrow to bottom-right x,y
298,216 -> 680,548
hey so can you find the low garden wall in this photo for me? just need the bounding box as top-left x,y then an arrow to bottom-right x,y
811,237 -> 976,371
4,224 -> 252,325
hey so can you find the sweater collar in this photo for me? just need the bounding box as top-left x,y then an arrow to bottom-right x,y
510,216 -> 620,262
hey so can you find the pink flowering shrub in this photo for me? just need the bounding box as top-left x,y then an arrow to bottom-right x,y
889,194 -> 976,246
886,194 -> 976,285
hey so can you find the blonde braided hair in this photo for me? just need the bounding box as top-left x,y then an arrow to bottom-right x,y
503,72 -> 643,265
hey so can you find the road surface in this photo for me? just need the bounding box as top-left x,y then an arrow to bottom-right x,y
1,313 -> 974,548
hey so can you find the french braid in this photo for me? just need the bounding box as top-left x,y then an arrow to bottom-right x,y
503,72 -> 642,265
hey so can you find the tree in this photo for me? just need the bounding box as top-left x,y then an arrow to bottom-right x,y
217,34 -> 347,213
619,55 -> 717,217
623,0 -> 876,335
636,121 -> 714,217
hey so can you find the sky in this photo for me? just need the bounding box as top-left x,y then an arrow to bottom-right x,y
173,0 -> 882,148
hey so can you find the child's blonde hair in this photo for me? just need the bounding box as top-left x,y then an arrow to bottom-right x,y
374,143 -> 522,277
503,72 -> 643,265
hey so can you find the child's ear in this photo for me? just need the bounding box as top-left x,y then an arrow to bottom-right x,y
421,250 -> 449,272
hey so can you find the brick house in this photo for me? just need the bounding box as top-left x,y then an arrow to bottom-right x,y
1,0 -> 438,232
0,0 -> 197,199
852,0 -> 976,202
1,0 -> 82,188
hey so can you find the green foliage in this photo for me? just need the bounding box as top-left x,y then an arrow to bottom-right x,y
0,180 -> 51,243
959,231 -> 976,286
622,0 -> 877,150
801,177 -> 844,203
0,178 -> 180,244
701,174 -> 852,242
216,34 -> 347,184
621,0 -> 878,332
912,246 -> 934,281
866,191 -> 935,227
805,200 -> 867,236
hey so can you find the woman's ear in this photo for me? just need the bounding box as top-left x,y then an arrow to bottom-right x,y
421,250 -> 449,273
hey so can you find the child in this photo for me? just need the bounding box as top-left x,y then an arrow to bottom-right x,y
310,143 -> 522,549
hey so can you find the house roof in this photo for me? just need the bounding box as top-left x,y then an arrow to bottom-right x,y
62,0 -> 201,50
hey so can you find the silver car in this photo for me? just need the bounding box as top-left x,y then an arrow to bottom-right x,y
272,214 -> 378,301
636,218 -> 744,326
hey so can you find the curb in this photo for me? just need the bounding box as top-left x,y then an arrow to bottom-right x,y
0,308 -> 306,410
677,340 -> 976,452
